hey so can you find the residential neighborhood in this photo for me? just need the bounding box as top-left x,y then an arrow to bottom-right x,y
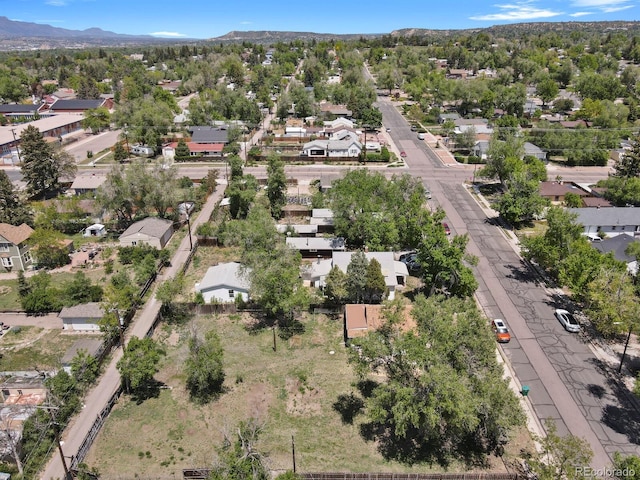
2,16 -> 640,480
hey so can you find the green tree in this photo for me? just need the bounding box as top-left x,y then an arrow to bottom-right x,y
29,228 -> 70,269
82,107 -> 111,134
209,420 -> 269,480
62,271 -> 103,306
494,171 -> 549,226
584,266 -> 640,337
117,336 -> 165,396
185,329 -> 225,403
323,265 -> 349,306
174,138 -> 191,162
71,348 -> 100,385
349,295 -> 524,463
346,251 -> 369,304
528,419 -> 593,480
266,153 -> 287,218
113,141 -> 128,163
614,135 -> 640,178
0,170 -> 33,226
612,453 -> 640,480
360,107 -> 383,129
328,170 -> 426,250
479,133 -> 524,185
417,214 -> 478,298
228,175 -> 259,219
20,271 -> 61,314
520,206 -> 584,279
536,77 -> 560,108
563,192 -> 584,208
365,257 -> 387,303
246,243 -> 309,321
20,125 -> 77,198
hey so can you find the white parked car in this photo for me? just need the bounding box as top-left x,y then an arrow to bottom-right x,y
554,309 -> 581,333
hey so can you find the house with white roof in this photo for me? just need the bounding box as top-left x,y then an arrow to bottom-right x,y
195,262 -> 251,304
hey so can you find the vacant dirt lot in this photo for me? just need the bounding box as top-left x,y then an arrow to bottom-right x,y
84,311 -> 530,478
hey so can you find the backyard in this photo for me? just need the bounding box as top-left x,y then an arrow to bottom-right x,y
84,309 -> 530,477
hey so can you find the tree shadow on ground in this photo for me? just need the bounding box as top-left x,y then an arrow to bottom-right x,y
332,392 -> 365,424
132,378 -> 164,404
586,356 -> 640,445
504,260 -> 540,285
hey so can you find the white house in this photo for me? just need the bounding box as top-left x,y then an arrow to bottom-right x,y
59,302 -> 104,331
568,207 -> 640,239
83,223 -> 106,238
118,217 -> 174,249
304,251 -> 409,300
324,117 -> 354,129
301,137 -> 362,158
196,262 -> 251,304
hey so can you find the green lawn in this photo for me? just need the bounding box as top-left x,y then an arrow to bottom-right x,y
84,312 -> 517,477
0,279 -> 21,311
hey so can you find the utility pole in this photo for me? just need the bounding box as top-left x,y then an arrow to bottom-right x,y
10,128 -> 21,163
186,209 -> 193,251
291,435 -> 296,473
44,402 -> 72,480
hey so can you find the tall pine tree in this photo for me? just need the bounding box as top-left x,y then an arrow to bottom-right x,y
20,125 -> 76,198
0,170 -> 33,226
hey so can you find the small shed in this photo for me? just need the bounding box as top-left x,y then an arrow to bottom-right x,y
83,223 -> 106,238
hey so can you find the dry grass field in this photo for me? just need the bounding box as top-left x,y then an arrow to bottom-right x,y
84,308 -> 529,479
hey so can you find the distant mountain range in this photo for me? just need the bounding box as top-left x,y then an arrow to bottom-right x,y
0,16 -> 158,39
2,16 -> 640,51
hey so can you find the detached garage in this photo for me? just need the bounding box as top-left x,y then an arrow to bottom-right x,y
59,302 -> 104,331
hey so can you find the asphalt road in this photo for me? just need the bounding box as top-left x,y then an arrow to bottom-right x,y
376,97 -> 640,468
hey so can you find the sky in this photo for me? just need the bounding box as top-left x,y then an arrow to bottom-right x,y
3,0 -> 640,39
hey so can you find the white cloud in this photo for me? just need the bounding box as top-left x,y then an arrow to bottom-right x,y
149,31 -> 188,38
570,0 -> 629,6
45,0 -> 69,5
569,0 -> 634,13
601,5 -> 634,12
240,21 -> 252,25
569,11 -> 594,16
469,2 -> 563,21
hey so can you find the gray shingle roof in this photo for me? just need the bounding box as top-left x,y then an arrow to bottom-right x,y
50,99 -> 105,110
592,233 -> 639,263
0,104 -> 43,114
120,217 -> 173,239
58,302 -> 104,320
190,126 -> 229,143
568,207 -> 640,227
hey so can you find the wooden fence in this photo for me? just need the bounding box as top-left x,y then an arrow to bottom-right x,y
182,471 -> 519,480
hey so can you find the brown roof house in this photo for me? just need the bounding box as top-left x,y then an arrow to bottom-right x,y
118,217 -> 174,249
0,223 -> 34,272
539,181 -> 589,204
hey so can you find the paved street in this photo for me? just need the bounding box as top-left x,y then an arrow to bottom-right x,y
376,97 -> 640,469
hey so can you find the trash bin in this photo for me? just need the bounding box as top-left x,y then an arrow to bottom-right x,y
521,385 -> 530,397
